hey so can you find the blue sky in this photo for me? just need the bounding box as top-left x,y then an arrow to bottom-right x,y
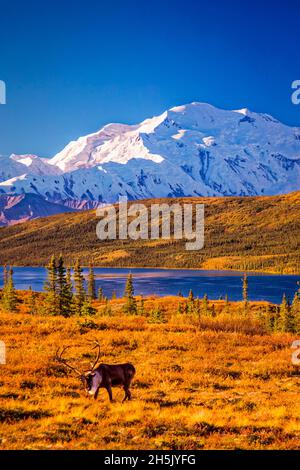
0,0 -> 300,156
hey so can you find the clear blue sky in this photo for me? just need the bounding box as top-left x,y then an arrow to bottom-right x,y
0,0 -> 300,156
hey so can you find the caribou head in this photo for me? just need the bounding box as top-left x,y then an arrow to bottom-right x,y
55,339 -> 102,395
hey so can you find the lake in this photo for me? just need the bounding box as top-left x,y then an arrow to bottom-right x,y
0,267 -> 299,304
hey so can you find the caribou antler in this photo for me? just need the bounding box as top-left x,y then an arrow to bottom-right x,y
55,346 -> 84,377
87,339 -> 101,371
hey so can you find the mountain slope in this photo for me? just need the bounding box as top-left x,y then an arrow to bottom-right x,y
0,192 -> 299,274
0,102 -> 299,225
0,194 -> 77,226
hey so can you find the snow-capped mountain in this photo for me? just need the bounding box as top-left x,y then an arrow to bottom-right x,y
0,154 -> 61,183
0,102 -> 299,225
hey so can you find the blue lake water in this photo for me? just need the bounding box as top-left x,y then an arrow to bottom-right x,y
0,267 -> 299,304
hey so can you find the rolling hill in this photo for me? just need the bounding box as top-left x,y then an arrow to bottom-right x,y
0,192 -> 299,274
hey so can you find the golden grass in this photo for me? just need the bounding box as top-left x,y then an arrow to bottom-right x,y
0,297 -> 299,450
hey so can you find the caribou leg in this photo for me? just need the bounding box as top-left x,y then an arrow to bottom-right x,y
106,384 -> 113,402
123,383 -> 132,402
122,387 -> 128,402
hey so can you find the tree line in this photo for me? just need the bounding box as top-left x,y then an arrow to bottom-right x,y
0,262 -> 299,333
0,256 -> 137,317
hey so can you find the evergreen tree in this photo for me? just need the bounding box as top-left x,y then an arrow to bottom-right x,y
177,302 -> 184,315
187,289 -> 195,313
26,286 -> 37,315
224,294 -> 230,314
148,304 -> 167,324
278,294 -> 293,332
2,266 -> 18,312
57,255 -> 73,317
123,273 -> 137,315
66,268 -> 72,290
264,304 -> 274,333
124,273 -> 134,297
242,273 -> 249,316
138,296 -> 145,316
98,287 -> 104,301
193,298 -> 201,319
242,273 -> 249,303
291,291 -> 300,334
211,303 -> 216,318
44,255 -> 57,293
80,298 -> 97,316
273,306 -> 281,332
87,264 -> 96,300
43,255 -> 59,315
188,289 -> 194,303
3,264 -> 8,286
101,298 -> 112,316
202,294 -> 209,316
73,259 -> 86,316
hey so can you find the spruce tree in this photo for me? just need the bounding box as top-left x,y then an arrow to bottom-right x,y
81,298 -> 96,316
273,306 -> 281,332
148,304 -> 167,324
242,273 -> 249,302
57,255 -> 73,317
211,303 -> 216,318
73,259 -> 86,316
202,294 -> 209,316
291,291 -> 300,334
187,289 -> 195,313
3,264 -> 8,286
43,255 -> 59,315
123,273 -> 137,315
44,255 -> 57,293
26,286 -> 37,315
98,287 -> 104,301
138,296 -> 145,316
278,294 -> 293,332
193,298 -> 201,319
87,264 -> 96,300
124,273 -> 134,297
66,268 -> 72,290
224,294 -> 230,314
101,298 -> 112,316
2,266 -> 17,312
177,302 -> 183,315
264,304 -> 274,333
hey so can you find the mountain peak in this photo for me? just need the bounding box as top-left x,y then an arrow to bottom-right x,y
0,101 -> 299,225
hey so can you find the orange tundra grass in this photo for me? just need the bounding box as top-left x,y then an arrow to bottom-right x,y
0,295 -> 299,450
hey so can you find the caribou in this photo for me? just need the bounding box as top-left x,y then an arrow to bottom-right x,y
55,340 -> 135,402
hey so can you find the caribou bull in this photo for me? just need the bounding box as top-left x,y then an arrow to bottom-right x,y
55,340 -> 135,402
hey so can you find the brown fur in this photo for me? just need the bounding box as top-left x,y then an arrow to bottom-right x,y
88,363 -> 136,402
